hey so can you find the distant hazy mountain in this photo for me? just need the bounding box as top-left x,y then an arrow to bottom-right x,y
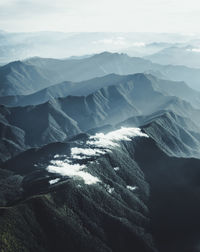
0,31 -> 196,64
146,46 -> 200,68
25,52 -> 200,90
28,52 -> 200,91
1,52 -> 200,97
122,42 -> 180,57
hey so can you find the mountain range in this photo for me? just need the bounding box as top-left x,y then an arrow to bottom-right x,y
146,46 -> 200,68
1,123 -> 200,252
1,52 -> 200,98
1,31 -> 197,64
1,47 -> 200,252
1,72 -> 200,109
1,72 -> 200,163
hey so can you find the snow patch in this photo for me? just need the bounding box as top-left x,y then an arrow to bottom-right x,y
114,167 -> 120,171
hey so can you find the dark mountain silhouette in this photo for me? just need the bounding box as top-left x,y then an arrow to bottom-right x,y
0,131 -> 156,252
1,125 -> 200,251
133,136 -> 200,252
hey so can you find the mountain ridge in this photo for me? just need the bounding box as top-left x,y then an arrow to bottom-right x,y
1,52 -> 200,97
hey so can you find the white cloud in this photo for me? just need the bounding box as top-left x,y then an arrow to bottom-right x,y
186,48 -> 200,53
92,37 -> 127,46
47,159 -> 100,185
49,178 -> 60,185
71,147 -> 106,159
54,154 -> 60,158
87,127 -> 149,149
71,128 -> 148,160
132,42 -> 146,47
127,185 -> 137,191
47,127 -> 147,185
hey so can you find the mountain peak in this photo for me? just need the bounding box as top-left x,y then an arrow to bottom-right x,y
93,51 -> 128,59
4,60 -> 24,68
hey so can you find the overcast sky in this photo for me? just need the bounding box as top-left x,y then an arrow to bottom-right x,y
0,0 -> 200,33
